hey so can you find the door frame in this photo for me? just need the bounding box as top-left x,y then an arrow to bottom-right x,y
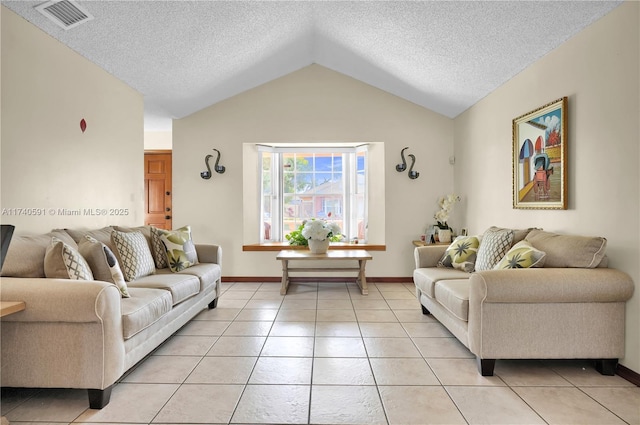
144,149 -> 173,229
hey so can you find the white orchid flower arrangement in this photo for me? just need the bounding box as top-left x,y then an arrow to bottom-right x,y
434,194 -> 460,229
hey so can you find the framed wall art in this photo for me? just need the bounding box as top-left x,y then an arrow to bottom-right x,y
512,97 -> 567,209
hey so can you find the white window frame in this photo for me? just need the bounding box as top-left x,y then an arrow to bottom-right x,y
258,143 -> 368,243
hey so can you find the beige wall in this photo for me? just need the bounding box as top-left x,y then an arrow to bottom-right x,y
173,64 -> 454,277
454,1 -> 639,372
0,7 -> 144,233
144,131 -> 172,150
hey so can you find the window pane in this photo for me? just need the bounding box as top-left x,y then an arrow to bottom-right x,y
332,155 -> 343,172
261,147 -> 367,243
314,172 -> 332,188
357,154 -> 365,170
331,172 -> 343,192
296,154 -> 313,171
357,170 -> 365,193
294,173 -> 313,194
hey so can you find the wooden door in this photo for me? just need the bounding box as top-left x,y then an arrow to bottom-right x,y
144,151 -> 172,229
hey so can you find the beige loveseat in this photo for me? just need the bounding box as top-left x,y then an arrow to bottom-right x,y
0,225 -> 221,408
413,227 -> 634,376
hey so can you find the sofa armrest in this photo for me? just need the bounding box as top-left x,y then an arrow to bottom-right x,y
0,278 -> 121,323
414,245 -> 448,269
195,244 -> 222,267
470,268 -> 634,304
0,277 -> 126,390
467,268 -> 634,361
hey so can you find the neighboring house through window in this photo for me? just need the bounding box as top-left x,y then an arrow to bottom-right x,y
259,144 -> 368,243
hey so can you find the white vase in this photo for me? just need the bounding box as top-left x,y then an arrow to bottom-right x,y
308,238 -> 330,254
437,228 -> 452,244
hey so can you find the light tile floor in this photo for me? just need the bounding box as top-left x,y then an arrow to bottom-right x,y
2,281 -> 639,425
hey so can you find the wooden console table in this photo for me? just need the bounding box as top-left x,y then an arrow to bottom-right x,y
276,250 -> 372,295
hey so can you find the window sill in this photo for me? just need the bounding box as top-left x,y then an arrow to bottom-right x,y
242,242 -> 386,252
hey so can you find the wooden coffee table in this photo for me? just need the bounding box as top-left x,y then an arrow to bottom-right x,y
0,301 -> 25,318
276,250 -> 373,295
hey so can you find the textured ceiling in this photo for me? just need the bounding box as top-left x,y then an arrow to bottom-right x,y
3,1 -> 623,131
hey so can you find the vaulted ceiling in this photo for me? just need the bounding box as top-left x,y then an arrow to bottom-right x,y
2,1 -> 622,131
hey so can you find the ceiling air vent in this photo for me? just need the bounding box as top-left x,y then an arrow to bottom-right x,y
35,0 -> 94,30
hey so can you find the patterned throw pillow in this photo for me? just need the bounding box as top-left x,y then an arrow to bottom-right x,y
44,237 -> 94,280
78,235 -> 130,297
159,225 -> 199,272
150,226 -> 169,269
494,240 -> 546,269
438,236 -> 480,272
475,227 -> 515,271
111,230 -> 156,282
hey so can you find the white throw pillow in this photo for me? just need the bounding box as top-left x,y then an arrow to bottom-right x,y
79,235 -> 130,297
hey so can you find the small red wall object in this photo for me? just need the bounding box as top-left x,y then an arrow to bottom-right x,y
80,119 -> 87,133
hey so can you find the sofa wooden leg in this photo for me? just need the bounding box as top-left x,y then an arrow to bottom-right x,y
421,305 -> 430,315
88,386 -> 112,409
595,359 -> 617,376
477,358 -> 496,376
208,298 -> 218,309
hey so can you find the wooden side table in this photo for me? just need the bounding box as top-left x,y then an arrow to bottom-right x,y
0,301 -> 25,318
412,240 -> 450,247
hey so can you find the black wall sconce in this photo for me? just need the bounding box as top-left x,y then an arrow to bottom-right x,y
396,147 -> 409,172
407,154 -> 419,179
200,148 -> 226,179
396,147 -> 419,179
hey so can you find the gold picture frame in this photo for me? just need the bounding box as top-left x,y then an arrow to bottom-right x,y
512,97 -> 567,209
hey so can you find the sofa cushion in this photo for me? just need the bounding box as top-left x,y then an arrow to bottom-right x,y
111,230 -> 156,282
149,226 -> 169,269
128,272 -> 200,305
44,237 -> 94,280
1,230 -> 76,278
121,287 -> 172,339
438,236 -> 479,272
413,267 -> 470,298
524,229 -> 607,268
434,279 -> 469,322
494,240 -> 546,269
475,227 -> 515,271
158,226 -> 199,272
512,227 -> 536,245
65,227 -> 116,252
156,263 -> 221,292
78,235 -> 130,297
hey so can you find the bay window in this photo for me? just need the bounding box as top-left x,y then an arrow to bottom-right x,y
259,144 -> 368,243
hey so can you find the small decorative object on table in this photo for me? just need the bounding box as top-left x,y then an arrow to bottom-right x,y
308,238 -> 330,254
285,218 -> 342,254
434,193 -> 460,244
437,227 -> 452,243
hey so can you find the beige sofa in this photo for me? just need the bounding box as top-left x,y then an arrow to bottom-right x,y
0,226 -> 222,408
413,227 -> 634,376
